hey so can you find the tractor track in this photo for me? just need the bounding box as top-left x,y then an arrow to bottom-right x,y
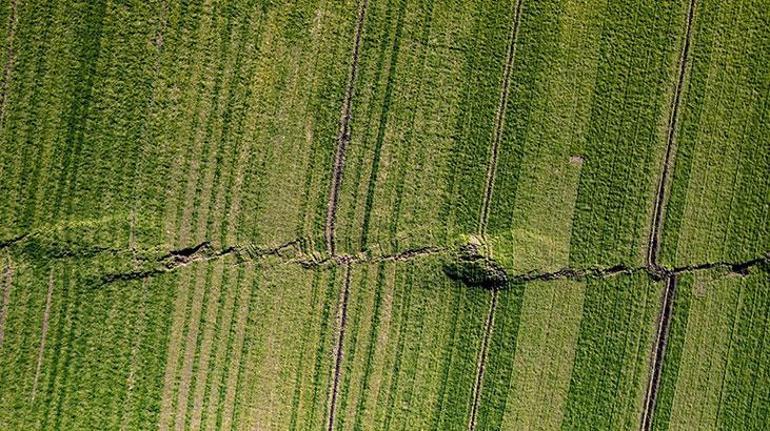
327,262 -> 352,431
478,0 -> 525,236
325,0 -> 369,257
640,0 -> 697,429
468,287 -> 499,431
470,1 -> 525,429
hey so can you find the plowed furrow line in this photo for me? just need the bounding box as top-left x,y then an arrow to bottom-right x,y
478,0 -> 525,235
468,288 -> 499,431
641,276 -> 677,431
325,0 -> 369,257
641,0 -> 697,429
647,0 -> 697,268
327,262 -> 352,431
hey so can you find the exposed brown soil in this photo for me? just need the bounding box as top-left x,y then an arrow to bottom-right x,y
640,275 -> 677,431
468,288 -> 499,431
478,0 -> 525,236
325,0 -> 369,257
327,263 -> 352,431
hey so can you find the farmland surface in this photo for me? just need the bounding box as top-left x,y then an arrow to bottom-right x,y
0,0 -> 768,430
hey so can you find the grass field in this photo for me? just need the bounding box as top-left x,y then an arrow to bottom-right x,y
652,269 -> 770,431
475,273 -> 661,431
660,0 -> 770,268
0,0 -> 768,430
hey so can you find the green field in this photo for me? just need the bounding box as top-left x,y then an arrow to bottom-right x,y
652,270 -> 770,430
0,0 -> 768,430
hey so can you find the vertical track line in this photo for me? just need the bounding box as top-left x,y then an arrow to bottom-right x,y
325,0 -> 369,257
641,0 -> 697,429
327,262 -> 352,431
640,275 -> 677,431
469,1 -> 524,430
478,0 -> 525,236
647,0 -> 697,269
468,287 -> 499,431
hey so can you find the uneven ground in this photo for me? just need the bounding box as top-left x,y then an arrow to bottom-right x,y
0,0 -> 768,430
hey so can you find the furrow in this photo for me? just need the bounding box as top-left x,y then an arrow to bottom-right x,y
327,262 -> 352,431
640,276 -> 677,431
478,0 -> 525,236
640,1 -> 697,428
325,0 -> 369,257
647,0 -> 697,269
468,288 -> 499,431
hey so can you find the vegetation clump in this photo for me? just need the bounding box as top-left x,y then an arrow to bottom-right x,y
444,243 -> 508,289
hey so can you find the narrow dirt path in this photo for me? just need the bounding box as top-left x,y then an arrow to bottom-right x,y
641,275 -> 677,431
327,262 -> 352,431
325,0 -> 369,257
478,0 -> 525,235
640,0 -> 697,429
468,287 -> 499,431
647,0 -> 697,269
469,2 -> 525,429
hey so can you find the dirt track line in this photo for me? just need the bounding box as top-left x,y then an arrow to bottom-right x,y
325,0 -> 369,257
31,269 -> 54,401
640,1 -> 697,428
468,287 -> 499,431
0,0 -> 18,130
478,0 -> 525,236
469,3 -> 524,428
640,275 -> 677,431
647,0 -> 697,269
327,262 -> 352,431
0,258 -> 14,350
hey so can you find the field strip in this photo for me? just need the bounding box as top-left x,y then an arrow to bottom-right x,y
327,262 -> 352,431
173,262 -> 213,431
119,278 -> 147,431
640,276 -> 677,431
202,267 -> 238,431
31,268 -> 54,401
478,0 -> 525,236
0,257 -> 14,350
158,270 -> 194,431
325,0 -> 369,257
219,266 -> 255,431
647,0 -> 697,269
468,288 -> 499,431
187,261 -> 225,431
0,0 -> 18,131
